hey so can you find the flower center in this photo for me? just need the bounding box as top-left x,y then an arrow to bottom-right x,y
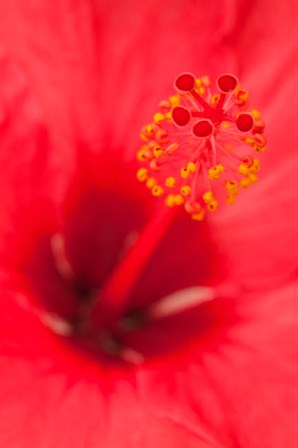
137,73 -> 266,220
25,186 -> 217,365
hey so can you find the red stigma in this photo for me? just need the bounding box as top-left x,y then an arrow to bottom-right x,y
236,112 -> 254,132
172,106 -> 191,126
174,73 -> 196,92
217,73 -> 238,93
193,119 -> 214,138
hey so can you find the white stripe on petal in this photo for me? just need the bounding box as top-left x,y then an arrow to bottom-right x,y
148,286 -> 215,319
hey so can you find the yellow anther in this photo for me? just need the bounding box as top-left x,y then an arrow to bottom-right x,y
240,177 -> 251,188
202,191 -> 213,203
146,177 -> 157,189
181,167 -> 190,179
173,194 -> 184,206
145,123 -> 154,135
165,193 -> 184,207
207,200 -> 218,212
236,89 -> 249,105
211,94 -> 220,106
187,162 -> 197,173
137,147 -> 152,162
238,163 -> 250,176
169,95 -> 180,107
251,109 -> 261,120
180,185 -> 191,196
153,145 -> 163,158
192,210 -> 205,221
253,144 -> 266,153
208,167 -> 215,179
195,78 -> 205,94
165,194 -> 176,207
245,137 -> 255,145
208,167 -> 217,180
137,151 -> 144,162
248,173 -> 258,183
165,176 -> 176,188
153,112 -> 165,124
208,164 -> 224,180
140,123 -> 157,141
140,132 -> 148,142
225,180 -> 238,194
151,185 -> 164,197
136,168 -> 148,182
251,159 -> 260,173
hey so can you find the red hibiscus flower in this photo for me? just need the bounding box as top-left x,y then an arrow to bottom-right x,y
0,0 -> 297,447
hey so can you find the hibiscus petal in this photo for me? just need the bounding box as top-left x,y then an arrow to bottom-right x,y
137,280 -> 298,448
227,0 -> 298,90
208,6 -> 298,288
210,157 -> 298,289
0,0 -> 239,155
0,0 -> 104,148
0,288 -> 221,448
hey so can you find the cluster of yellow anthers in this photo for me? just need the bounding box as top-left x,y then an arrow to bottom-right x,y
136,73 -> 266,221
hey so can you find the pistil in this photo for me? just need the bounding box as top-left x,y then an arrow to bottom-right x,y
89,206 -> 177,330
137,72 -> 266,220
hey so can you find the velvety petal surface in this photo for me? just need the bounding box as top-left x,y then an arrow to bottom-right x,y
0,1 -> 297,447
137,280 -> 298,448
0,282 -> 222,448
2,278 -> 298,447
209,57 -> 298,288
204,0 -> 298,288
0,0 -> 238,154
1,0 -> 296,293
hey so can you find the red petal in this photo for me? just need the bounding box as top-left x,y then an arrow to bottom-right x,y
0,0 -> 238,156
228,0 -> 298,93
210,158 -> 298,289
0,287 -> 220,448
137,281 -> 298,447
